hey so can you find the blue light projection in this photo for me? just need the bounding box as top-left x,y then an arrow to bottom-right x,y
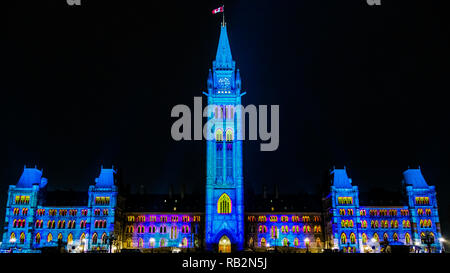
204,23 -> 244,252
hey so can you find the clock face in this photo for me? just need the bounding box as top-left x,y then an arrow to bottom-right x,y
217,77 -> 231,89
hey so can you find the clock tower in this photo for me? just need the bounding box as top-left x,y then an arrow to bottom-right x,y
204,23 -> 244,252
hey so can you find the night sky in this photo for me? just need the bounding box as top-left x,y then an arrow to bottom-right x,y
1,0 -> 449,242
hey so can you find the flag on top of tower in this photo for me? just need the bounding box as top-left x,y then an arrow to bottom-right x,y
212,6 -> 224,14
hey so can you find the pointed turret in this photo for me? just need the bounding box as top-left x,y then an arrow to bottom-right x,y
235,69 -> 241,91
213,25 -> 234,69
403,168 -> 429,189
330,168 -> 353,189
16,166 -> 47,189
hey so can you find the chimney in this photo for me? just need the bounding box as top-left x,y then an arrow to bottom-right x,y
169,184 -> 174,199
263,184 -> 267,199
274,184 -> 279,199
181,184 -> 186,200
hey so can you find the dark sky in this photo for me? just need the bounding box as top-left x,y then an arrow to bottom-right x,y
1,0 -> 449,241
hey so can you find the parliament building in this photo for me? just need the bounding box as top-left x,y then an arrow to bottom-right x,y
1,23 -> 444,253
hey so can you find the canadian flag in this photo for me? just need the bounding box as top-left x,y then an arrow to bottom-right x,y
212,6 -> 224,14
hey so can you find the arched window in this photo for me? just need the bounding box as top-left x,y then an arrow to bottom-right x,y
35,233 -> 41,244
10,233 -> 16,243
350,233 -> 356,244
20,232 -> 25,244
405,233 -> 411,245
171,226 -> 178,239
215,129 -> 223,141
80,233 -> 86,244
101,233 -> 107,244
92,233 -> 98,244
383,233 -> 388,242
294,238 -> 299,247
393,233 -> 399,242
340,233 -> 347,244
160,238 -> 166,247
226,129 -> 233,141
138,238 -> 143,248
58,233 -> 63,243
67,233 -> 73,245
373,233 -> 379,242
362,233 -> 368,244
149,238 -> 155,248
271,226 -> 278,239
217,193 -> 232,214
260,237 -> 266,247
283,238 -> 289,247
316,237 -> 322,247
47,233 -> 53,243
182,237 -> 188,247
126,238 -> 132,248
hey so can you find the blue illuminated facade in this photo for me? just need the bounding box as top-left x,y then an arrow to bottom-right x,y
204,23 -> 245,252
1,166 -> 118,252
0,24 -> 444,254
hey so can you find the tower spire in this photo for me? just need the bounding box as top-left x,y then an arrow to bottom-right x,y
214,24 -> 234,69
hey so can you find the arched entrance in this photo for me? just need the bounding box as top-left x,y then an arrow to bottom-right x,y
218,235 -> 231,253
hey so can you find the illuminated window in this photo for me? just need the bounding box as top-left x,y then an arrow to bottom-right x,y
217,193 -> 232,214
170,226 -> 178,239
283,238 -> 289,246
393,233 -> 398,242
20,232 -> 25,244
271,226 -> 278,239
138,238 -> 143,248
294,238 -> 299,247
182,237 -> 188,247
260,237 -> 266,247
92,233 -> 98,244
225,129 -> 233,141
47,233 -> 52,243
10,233 -> 15,243
361,220 -> 367,228
405,233 -> 411,244
160,238 -> 166,247
373,233 -> 379,242
67,233 -> 73,245
340,233 -> 347,244
362,233 -> 367,244
149,238 -> 155,248
350,233 -> 356,244
270,216 -> 278,222
383,233 -> 388,242
292,216 -> 300,222
101,233 -> 107,244
215,129 -> 223,142
303,225 -> 311,233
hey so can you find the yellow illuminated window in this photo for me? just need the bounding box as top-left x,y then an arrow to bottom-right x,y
217,193 -> 231,214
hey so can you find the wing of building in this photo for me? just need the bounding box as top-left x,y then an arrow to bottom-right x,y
1,24 -> 443,253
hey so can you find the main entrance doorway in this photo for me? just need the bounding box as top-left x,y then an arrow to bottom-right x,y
218,235 -> 231,253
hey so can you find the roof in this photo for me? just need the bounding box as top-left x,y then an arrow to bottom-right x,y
16,167 -> 47,189
245,193 -> 322,212
94,167 -> 116,188
331,168 -> 352,188
41,190 -> 89,206
214,25 -> 234,69
124,193 -> 204,212
403,169 -> 429,189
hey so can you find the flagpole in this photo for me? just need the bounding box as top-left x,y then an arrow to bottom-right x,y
222,5 -> 225,26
